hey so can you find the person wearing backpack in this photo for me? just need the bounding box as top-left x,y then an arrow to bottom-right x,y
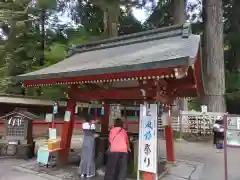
104,118 -> 130,180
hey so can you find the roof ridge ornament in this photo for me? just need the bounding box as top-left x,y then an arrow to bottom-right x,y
65,25 -> 183,56
182,22 -> 192,38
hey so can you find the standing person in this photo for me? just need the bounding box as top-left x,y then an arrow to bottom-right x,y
104,118 -> 130,180
213,116 -> 224,148
79,114 -> 96,178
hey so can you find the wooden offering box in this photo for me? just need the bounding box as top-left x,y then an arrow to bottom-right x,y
46,140 -> 60,151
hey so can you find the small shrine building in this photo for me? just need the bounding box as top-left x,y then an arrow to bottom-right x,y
16,23 -> 204,165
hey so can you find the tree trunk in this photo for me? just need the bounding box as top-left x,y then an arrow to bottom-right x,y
101,0 -> 120,127
173,0 -> 186,25
39,9 -> 45,66
108,1 -> 119,37
102,1 -> 119,37
103,9 -> 109,35
173,0 -> 188,111
202,0 -> 226,112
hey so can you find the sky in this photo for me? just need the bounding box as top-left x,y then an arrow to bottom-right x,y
58,4 -> 151,25
131,0 -> 199,22
132,7 -> 152,22
58,0 -> 199,26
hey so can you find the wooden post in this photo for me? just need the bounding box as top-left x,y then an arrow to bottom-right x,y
99,103 -> 110,166
164,108 -> 175,163
101,103 -> 109,133
94,105 -> 98,120
60,98 -> 76,163
165,126 -> 175,163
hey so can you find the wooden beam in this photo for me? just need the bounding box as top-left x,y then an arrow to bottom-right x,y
24,68 -> 173,87
83,83 -> 101,90
71,87 -> 156,100
194,50 -> 204,96
157,79 -> 168,86
155,94 -> 173,104
60,98 -> 76,163
70,80 -> 196,100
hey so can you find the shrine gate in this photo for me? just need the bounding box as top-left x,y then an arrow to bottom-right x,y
16,23 -> 204,179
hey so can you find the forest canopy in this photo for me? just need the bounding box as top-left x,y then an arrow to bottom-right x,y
0,0 -> 238,113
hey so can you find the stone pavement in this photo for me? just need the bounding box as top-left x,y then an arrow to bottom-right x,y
1,136 -> 240,180
0,159 -> 48,180
161,160 -> 204,180
11,158 -> 202,180
159,140 -> 240,180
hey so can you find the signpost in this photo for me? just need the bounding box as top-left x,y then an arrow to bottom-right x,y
138,104 -> 158,180
224,114 -> 240,180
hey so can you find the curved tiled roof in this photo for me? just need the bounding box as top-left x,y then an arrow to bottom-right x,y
16,23 -> 200,81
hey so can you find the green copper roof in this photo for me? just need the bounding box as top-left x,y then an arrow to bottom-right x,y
16,23 -> 200,81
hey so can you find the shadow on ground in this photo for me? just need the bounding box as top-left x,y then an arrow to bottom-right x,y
14,148 -> 167,180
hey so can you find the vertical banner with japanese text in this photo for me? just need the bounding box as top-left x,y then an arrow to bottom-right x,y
138,104 -> 158,173
227,116 -> 240,146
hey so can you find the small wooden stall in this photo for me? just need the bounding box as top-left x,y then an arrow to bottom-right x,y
16,23 -> 204,179
36,127 -> 62,167
0,108 -> 36,159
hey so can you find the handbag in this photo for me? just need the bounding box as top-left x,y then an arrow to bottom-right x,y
106,128 -> 123,153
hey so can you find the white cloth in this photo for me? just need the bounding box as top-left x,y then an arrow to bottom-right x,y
219,128 -> 224,132
82,122 -> 96,130
213,123 -> 224,132
213,124 -> 220,129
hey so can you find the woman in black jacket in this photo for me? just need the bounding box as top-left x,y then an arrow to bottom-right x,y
213,117 -> 224,146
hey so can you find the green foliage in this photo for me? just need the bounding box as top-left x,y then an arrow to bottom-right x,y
36,0 -> 57,9
0,0 -> 34,92
188,98 -> 201,111
75,0 -> 146,36
41,86 -> 68,100
76,1 -> 104,36
184,0 -> 240,111
225,72 -> 240,100
0,0 -> 62,95
145,0 -> 173,28
119,11 -> 145,35
0,0 -> 239,112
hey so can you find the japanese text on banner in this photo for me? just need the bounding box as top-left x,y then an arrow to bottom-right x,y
139,108 -> 157,173
143,116 -> 153,168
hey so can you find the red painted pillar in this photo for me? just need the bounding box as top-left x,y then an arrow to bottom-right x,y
60,98 -> 76,163
143,172 -> 155,180
164,109 -> 175,163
